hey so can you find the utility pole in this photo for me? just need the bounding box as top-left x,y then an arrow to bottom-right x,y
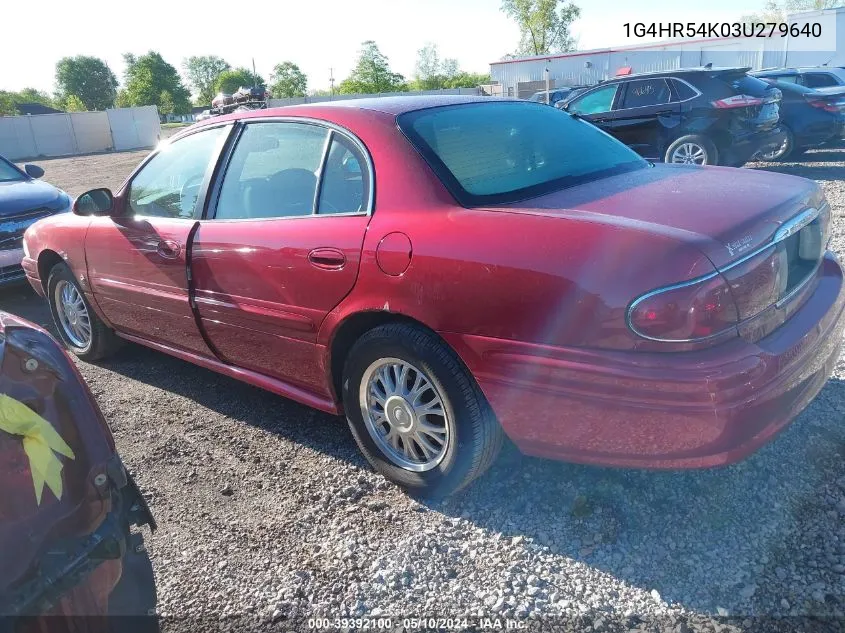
545,65 -> 550,105
252,58 -> 258,88
329,68 -> 335,99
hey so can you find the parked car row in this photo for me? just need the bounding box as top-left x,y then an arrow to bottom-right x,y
535,65 -> 844,166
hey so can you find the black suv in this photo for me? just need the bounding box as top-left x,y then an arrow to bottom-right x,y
559,67 -> 784,167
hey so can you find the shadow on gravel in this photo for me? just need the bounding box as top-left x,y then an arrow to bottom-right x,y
432,375 -> 845,616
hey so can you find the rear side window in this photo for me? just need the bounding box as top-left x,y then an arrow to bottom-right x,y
216,122 -> 328,220
621,79 -> 672,108
803,73 -> 838,88
671,79 -> 698,101
398,101 -> 647,206
317,135 -> 368,214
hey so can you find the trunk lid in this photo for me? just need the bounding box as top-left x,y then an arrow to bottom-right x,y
496,163 -> 823,269
0,313 -> 117,597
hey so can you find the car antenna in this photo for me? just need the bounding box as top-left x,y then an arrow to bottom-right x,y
704,62 -> 713,69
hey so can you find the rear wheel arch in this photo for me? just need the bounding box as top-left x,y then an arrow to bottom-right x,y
327,311 -> 470,407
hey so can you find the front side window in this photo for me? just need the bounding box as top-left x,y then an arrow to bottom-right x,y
128,127 -> 228,219
567,84 -> 618,115
398,101 -> 647,206
803,73 -> 838,88
621,78 -> 672,108
216,122 -> 329,220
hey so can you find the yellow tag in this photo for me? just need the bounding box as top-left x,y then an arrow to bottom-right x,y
0,394 -> 76,505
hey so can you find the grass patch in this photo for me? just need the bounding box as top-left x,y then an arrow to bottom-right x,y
161,122 -> 191,129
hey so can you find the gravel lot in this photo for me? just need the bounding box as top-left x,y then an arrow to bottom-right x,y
3,142 -> 845,631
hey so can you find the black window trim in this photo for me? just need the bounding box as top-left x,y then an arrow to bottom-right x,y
123,121 -> 236,222
396,101 -> 649,208
203,117 -> 375,222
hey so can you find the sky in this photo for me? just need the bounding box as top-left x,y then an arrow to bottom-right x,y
0,0 -> 769,95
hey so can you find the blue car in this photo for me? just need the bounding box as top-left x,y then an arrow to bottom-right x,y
0,156 -> 71,286
753,78 -> 845,160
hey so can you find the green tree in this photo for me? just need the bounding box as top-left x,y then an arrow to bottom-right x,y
15,88 -> 56,107
785,0 -> 840,9
501,0 -> 581,56
63,94 -> 86,112
414,43 -> 443,90
443,71 -> 492,89
159,91 -> 175,116
0,91 -> 19,116
216,68 -> 265,94
338,41 -> 407,94
55,56 -> 117,110
121,51 -> 191,114
183,55 -> 230,105
269,61 -> 308,98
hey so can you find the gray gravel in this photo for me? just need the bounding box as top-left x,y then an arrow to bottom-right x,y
4,142 -> 845,629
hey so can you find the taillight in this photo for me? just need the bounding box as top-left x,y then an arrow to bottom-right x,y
711,94 -> 764,109
627,274 -> 739,342
805,96 -> 845,112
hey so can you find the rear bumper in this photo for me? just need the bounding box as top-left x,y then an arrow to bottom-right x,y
443,252 -> 845,468
723,125 -> 784,164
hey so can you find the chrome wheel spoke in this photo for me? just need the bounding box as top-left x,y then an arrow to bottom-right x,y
54,280 -> 92,349
359,358 -> 451,472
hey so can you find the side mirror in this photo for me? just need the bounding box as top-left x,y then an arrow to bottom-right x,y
24,164 -> 44,179
73,188 -> 114,216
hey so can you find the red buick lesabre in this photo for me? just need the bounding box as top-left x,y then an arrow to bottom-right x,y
21,96 -> 845,497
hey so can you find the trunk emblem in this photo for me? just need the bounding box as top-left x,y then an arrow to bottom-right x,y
0,394 -> 76,505
726,236 -> 753,256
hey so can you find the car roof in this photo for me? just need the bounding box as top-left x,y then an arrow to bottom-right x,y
754,66 -> 844,74
270,94 -> 515,115
598,66 -> 750,83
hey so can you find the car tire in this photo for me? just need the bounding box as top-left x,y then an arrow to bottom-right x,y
665,135 -> 718,166
47,262 -> 122,361
758,126 -> 795,161
342,323 -> 504,498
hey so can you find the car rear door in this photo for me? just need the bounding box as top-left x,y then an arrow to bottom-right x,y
189,120 -> 371,397
84,124 -> 232,356
604,77 -> 680,160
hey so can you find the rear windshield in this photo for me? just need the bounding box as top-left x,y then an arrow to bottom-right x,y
719,72 -> 774,96
397,101 -> 648,206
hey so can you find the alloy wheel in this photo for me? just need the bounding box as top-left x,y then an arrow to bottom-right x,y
55,280 -> 92,349
359,358 -> 450,472
670,143 -> 708,165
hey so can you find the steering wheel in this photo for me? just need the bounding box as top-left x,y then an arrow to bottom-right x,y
179,175 -> 205,218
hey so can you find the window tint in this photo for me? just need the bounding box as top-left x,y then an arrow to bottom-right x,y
397,101 -> 647,206
317,135 -> 368,214
671,79 -> 698,101
216,122 -> 329,220
803,73 -> 838,88
772,74 -> 800,84
568,84 -> 618,115
621,79 -> 671,108
128,127 -> 227,219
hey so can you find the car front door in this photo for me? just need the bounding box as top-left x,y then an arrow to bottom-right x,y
565,84 -> 620,133
190,120 -> 371,396
84,125 -> 231,355
606,77 -> 680,159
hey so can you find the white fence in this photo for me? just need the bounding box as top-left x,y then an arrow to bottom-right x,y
0,106 -> 162,161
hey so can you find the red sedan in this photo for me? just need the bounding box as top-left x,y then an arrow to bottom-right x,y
21,96 -> 845,497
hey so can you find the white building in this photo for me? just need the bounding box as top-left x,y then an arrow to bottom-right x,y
491,6 -> 845,98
